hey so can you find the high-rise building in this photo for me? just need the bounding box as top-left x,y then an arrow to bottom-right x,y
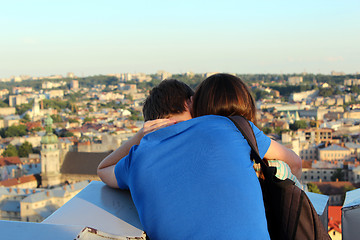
70,80 -> 79,90
288,76 -> 303,85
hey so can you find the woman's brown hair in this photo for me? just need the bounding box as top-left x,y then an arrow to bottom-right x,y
192,73 -> 257,125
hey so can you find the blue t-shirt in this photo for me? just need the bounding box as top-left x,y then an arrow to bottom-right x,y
115,115 -> 271,239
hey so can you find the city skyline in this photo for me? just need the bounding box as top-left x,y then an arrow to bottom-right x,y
1,0 -> 359,79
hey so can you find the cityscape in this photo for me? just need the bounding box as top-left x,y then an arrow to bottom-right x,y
1,0 -> 360,238
0,70 -> 360,238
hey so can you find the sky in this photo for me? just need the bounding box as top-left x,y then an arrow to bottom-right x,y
0,0 -> 359,78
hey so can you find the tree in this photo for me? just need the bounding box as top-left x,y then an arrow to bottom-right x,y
51,114 -> 62,123
21,114 -> 31,123
307,183 -> 322,194
30,126 -> 43,133
16,103 -> 32,115
262,127 -> 272,135
18,142 -> 33,157
128,108 -> 144,121
83,116 -> 94,123
64,131 -> 74,137
3,144 -> 18,157
0,101 -> 9,107
68,118 -> 79,124
289,120 -> 307,131
318,88 -> 334,98
0,125 -> 28,138
343,185 -> 356,193
341,185 -> 356,204
331,169 -> 344,181
309,120 -> 317,128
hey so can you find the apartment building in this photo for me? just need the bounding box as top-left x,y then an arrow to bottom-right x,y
8,95 -> 28,107
296,128 -> 333,144
318,145 -> 351,162
45,90 -> 64,99
299,144 -> 318,161
302,168 -> 337,183
288,76 -> 303,85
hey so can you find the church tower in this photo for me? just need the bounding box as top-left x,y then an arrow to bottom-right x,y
40,115 -> 61,187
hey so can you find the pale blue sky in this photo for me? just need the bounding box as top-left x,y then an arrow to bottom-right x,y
0,0 -> 359,78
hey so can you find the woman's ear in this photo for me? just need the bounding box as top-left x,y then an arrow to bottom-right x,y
188,96 -> 193,109
187,97 -> 194,118
186,97 -> 193,112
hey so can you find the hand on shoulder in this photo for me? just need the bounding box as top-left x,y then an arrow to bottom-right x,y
143,119 -> 177,135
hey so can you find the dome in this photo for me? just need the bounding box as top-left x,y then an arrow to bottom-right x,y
41,133 -> 58,144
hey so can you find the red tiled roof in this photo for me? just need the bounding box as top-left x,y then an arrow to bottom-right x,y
25,121 -> 42,130
328,206 -> 342,223
328,219 -> 341,233
78,141 -> 91,146
302,160 -> 313,168
0,157 -> 22,166
0,175 -> 37,187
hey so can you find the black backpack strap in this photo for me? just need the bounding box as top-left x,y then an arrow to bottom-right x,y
228,115 -> 269,171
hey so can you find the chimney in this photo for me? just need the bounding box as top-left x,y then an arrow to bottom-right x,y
32,189 -> 36,194
26,189 -> 29,194
9,188 -> 12,193
46,191 -> 50,197
71,184 -> 74,190
16,188 -> 19,194
325,142 -> 329,148
341,142 -> 345,147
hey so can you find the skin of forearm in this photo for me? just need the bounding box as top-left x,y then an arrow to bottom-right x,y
264,140 -> 302,179
281,150 -> 302,180
97,128 -> 144,170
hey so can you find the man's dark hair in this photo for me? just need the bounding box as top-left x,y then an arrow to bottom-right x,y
143,79 -> 194,121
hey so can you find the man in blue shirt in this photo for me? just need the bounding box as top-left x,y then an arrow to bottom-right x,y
98,79 -> 300,239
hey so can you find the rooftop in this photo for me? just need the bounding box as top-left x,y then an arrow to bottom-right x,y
0,181 -> 338,239
319,144 -> 349,151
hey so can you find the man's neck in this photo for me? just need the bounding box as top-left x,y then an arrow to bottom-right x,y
168,111 -> 192,123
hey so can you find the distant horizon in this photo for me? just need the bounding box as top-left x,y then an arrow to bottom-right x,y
1,1 -> 359,79
1,69 -> 360,80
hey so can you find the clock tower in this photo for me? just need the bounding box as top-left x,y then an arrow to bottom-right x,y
40,115 -> 61,187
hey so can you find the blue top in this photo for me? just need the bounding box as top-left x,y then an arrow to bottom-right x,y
115,115 -> 271,239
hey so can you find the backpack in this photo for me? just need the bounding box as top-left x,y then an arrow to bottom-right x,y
228,116 -> 331,240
